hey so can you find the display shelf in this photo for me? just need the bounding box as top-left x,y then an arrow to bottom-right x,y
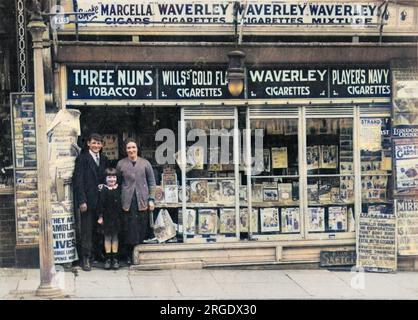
185,177 -> 235,181
251,175 -> 299,179
307,201 -> 355,206
361,200 -> 393,204
307,174 -> 355,177
0,187 -> 14,195
252,201 -> 299,207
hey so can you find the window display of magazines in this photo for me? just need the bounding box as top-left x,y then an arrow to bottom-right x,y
10,93 -> 39,245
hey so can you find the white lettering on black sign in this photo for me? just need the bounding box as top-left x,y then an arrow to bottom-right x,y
159,68 -> 238,99
330,68 -> 390,97
67,67 -> 156,100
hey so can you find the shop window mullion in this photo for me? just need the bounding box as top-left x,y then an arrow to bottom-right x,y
353,105 -> 362,260
180,107 -> 187,244
300,106 -> 308,240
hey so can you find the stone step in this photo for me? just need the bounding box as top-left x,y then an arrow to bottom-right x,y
132,239 -> 356,269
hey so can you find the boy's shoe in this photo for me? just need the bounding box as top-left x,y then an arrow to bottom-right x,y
82,257 -> 91,272
112,258 -> 120,270
104,258 -> 111,270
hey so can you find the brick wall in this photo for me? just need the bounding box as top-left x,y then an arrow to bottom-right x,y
0,194 -> 16,267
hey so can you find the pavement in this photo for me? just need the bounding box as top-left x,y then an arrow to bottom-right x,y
1,267 -> 418,300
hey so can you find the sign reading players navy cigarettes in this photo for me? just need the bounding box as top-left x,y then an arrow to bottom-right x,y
330,67 -> 390,98
158,67 -> 242,99
247,68 -> 328,99
67,66 -> 156,100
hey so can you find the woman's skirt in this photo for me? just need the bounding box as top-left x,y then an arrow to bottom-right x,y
122,193 -> 150,245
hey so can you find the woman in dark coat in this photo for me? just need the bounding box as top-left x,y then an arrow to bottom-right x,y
116,138 -> 156,264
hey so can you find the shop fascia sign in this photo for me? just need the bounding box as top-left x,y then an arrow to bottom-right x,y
66,65 -> 391,101
60,0 -> 382,29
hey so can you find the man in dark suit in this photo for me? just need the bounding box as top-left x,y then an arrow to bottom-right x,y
74,133 -> 108,271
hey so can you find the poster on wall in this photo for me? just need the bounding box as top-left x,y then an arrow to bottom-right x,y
397,199 -> 418,256
271,147 -> 288,169
15,170 -> 39,245
392,81 -> 418,138
360,118 -> 382,151
11,94 -> 40,245
47,109 -> 81,263
11,93 -> 37,168
394,138 -> 418,196
51,202 -> 78,263
358,211 -> 397,272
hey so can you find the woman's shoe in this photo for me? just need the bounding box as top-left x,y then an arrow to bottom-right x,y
104,258 -> 111,270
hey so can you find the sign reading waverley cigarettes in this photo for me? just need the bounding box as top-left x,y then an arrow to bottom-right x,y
247,68 -> 328,99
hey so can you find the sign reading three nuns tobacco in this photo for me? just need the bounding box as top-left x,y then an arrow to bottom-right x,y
67,66 -> 156,100
66,65 -> 390,101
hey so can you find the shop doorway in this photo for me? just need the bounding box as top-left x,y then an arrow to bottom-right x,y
70,106 -> 181,242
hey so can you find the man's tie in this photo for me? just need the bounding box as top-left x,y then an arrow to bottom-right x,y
95,154 -> 100,166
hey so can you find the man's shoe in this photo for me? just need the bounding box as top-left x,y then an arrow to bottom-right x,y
112,258 -> 120,270
82,257 -> 91,271
126,256 -> 132,266
104,258 -> 111,270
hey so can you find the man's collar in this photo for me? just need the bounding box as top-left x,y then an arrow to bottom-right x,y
89,149 -> 99,158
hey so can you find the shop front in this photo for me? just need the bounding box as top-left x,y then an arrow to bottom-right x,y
56,60 -> 395,268
5,0 -> 418,270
